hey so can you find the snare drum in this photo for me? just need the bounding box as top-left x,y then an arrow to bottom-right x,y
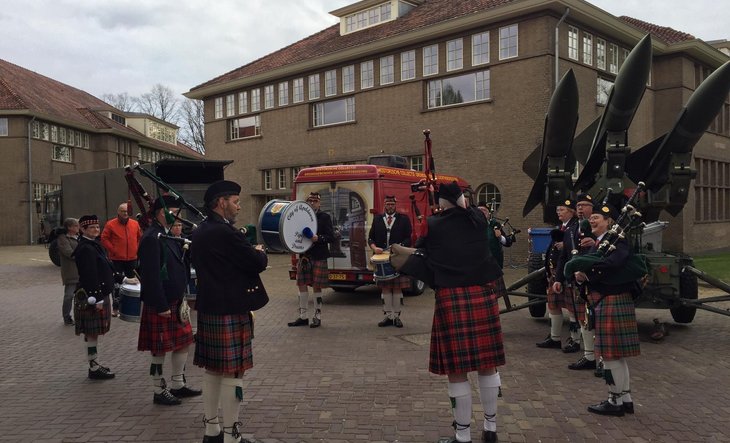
258,200 -> 318,254
185,268 -> 197,309
119,283 -> 141,322
371,253 -> 399,281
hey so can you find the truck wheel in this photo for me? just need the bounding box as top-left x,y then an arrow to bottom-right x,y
403,279 -> 426,296
670,271 -> 698,324
48,240 -> 61,267
526,252 -> 547,317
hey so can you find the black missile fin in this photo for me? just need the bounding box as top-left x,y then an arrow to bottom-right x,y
572,117 -> 600,165
522,143 -> 544,180
625,134 -> 665,184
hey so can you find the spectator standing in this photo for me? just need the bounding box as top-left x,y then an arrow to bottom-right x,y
100,202 -> 142,317
57,217 -> 80,325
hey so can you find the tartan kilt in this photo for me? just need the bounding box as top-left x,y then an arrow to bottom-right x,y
429,282 -> 506,375
74,294 -> 111,337
137,299 -> 194,354
565,287 -> 587,322
296,258 -> 329,288
589,290 -> 640,360
547,276 -> 567,310
194,312 -> 253,374
376,274 -> 411,291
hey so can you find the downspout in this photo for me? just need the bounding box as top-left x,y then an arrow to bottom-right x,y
27,116 -> 36,245
555,8 -> 570,88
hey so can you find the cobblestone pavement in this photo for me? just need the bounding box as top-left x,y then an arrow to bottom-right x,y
0,246 -> 729,443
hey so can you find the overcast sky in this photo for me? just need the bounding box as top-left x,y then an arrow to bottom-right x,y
0,0 -> 726,101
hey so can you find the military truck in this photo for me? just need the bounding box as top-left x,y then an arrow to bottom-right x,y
42,158 -> 232,265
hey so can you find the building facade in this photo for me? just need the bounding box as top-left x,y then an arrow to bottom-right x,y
0,59 -> 202,246
187,0 -> 730,254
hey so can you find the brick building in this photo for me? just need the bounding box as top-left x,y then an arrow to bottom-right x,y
186,0 -> 730,254
0,59 -> 202,246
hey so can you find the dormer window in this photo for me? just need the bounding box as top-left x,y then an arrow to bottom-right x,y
334,0 -> 421,36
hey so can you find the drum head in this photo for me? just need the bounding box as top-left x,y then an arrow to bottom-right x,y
121,283 -> 140,294
258,200 -> 318,254
370,253 -> 391,264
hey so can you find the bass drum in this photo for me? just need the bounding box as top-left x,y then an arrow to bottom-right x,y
258,200 -> 318,254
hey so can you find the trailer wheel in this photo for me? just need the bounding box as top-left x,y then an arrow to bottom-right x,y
670,271 -> 698,324
526,252 -> 547,317
48,239 -> 61,267
403,279 -> 426,296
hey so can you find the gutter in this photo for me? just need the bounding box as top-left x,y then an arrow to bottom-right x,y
27,116 -> 36,245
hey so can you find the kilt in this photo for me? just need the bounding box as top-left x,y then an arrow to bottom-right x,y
137,299 -> 194,354
74,294 -> 111,337
429,282 -> 506,375
296,257 -> 329,289
565,286 -> 587,322
547,277 -> 567,310
194,311 -> 253,374
589,290 -> 640,360
377,275 -> 411,291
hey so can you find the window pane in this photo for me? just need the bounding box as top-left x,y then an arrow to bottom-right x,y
447,39 -> 463,71
472,32 -> 489,65
401,50 -> 415,80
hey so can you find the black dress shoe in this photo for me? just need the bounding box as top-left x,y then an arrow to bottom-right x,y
378,317 -> 394,327
64,317 -> 74,325
562,340 -> 581,353
623,402 -> 634,414
88,365 -> 115,380
436,438 -> 471,443
153,389 -> 182,405
393,317 -> 403,328
310,317 -> 321,328
202,432 -> 223,443
587,400 -> 625,417
287,317 -> 309,327
482,430 -> 498,442
169,385 -> 202,398
568,356 -> 597,370
535,336 -> 562,349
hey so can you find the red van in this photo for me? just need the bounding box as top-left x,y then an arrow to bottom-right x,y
289,159 -> 469,294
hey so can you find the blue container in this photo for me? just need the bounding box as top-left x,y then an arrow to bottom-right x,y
528,227 -> 553,254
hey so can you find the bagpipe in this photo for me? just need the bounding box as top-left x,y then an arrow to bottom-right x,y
563,182 -> 649,286
124,162 -> 204,231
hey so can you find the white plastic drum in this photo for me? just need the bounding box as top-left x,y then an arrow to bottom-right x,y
119,283 -> 141,322
258,200 -> 318,254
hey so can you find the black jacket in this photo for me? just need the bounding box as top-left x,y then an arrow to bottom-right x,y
584,237 -> 635,294
190,212 -> 268,315
415,206 -> 502,288
74,237 -> 117,299
368,212 -> 412,249
545,218 -> 577,278
554,217 -> 583,283
138,222 -> 188,313
302,210 -> 334,261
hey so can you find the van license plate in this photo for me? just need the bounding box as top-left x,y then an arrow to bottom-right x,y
329,273 -> 347,281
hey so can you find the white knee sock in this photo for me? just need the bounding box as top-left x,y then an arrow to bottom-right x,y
382,291 -> 393,317
170,349 -> 188,389
393,290 -> 403,317
150,354 -> 166,394
602,360 -> 623,405
581,326 -> 595,361
298,291 -> 308,318
478,373 -> 500,432
549,314 -> 562,341
448,381 -> 472,442
203,371 -> 223,437
221,376 -> 244,443
618,359 -> 632,403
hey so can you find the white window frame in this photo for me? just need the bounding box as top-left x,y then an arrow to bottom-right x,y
380,55 -> 394,85
42,123 -> 49,141
251,89 -> 261,112
472,32 -> 490,66
568,26 -> 579,60
499,24 -> 519,60
238,92 -> 248,114
230,115 -> 261,140
361,60 -> 374,89
59,127 -> 66,144
277,169 -> 286,189
263,170 -> 272,190
423,44 -> 439,76
214,97 -> 223,119
582,33 -> 593,65
264,85 -> 275,109
52,145 -> 73,162
342,65 -> 355,93
596,38 -> 606,70
293,78 -> 304,103
309,74 -> 321,100
50,125 -> 58,142
226,94 -> 235,117
410,155 -> 424,171
278,82 -> 289,106
325,70 -> 337,97
0,118 -> 8,136
401,50 -> 415,80
446,38 -> 463,71
609,43 -> 618,74
427,70 -> 491,109
312,97 -> 355,128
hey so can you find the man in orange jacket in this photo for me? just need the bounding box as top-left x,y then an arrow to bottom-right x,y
101,202 -> 142,317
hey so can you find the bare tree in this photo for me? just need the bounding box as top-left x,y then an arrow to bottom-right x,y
135,84 -> 179,123
100,92 -> 135,112
177,98 -> 206,154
